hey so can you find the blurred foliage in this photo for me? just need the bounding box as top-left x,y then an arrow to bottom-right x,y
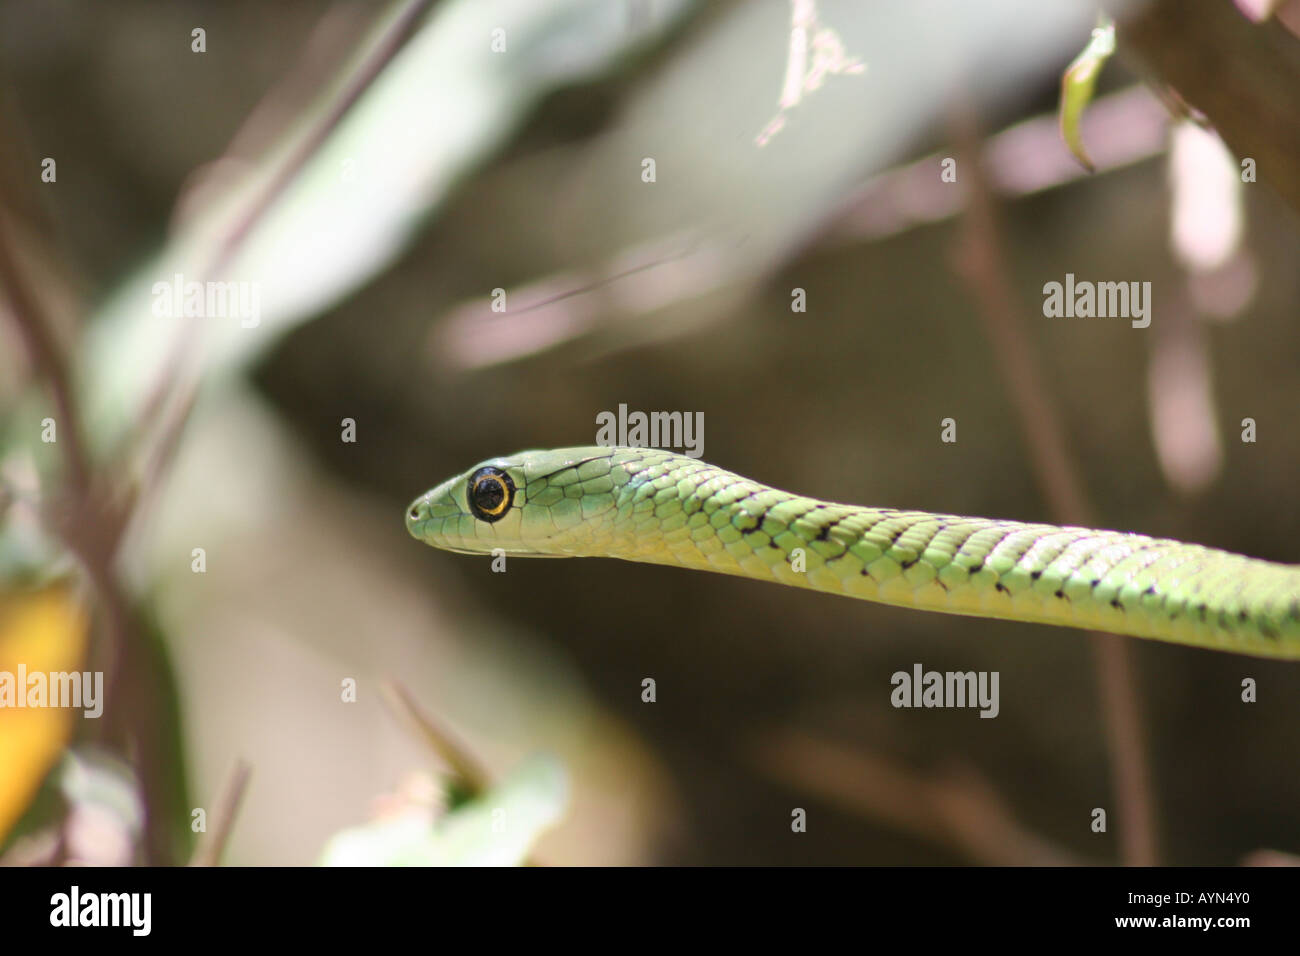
319,756 -> 567,866
0,585 -> 86,841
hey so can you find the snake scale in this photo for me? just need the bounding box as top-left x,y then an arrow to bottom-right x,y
407,447 -> 1300,660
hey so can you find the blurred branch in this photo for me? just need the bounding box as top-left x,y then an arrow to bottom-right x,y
381,681 -> 546,865
950,113 -> 1159,866
429,230 -> 741,370
0,207 -> 89,496
754,730 -> 1086,866
1242,849 -> 1300,866
189,760 -> 252,867
382,681 -> 492,798
1117,0 -> 1300,214
0,116 -> 180,868
208,0 -> 437,275
134,0 -> 440,497
830,85 -> 1167,243
433,86 -> 1169,371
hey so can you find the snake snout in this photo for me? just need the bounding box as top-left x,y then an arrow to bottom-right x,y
404,495 -> 427,537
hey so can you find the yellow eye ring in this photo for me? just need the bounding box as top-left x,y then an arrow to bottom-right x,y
468,467 -> 515,522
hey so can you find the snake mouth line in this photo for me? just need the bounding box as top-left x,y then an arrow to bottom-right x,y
440,545 -> 570,558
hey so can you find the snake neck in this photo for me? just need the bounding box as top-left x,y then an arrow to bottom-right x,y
597,448 -> 1300,659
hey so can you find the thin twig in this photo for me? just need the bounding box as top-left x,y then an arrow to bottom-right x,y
381,682 -> 544,866
0,210 -> 89,496
435,87 -> 1169,372
132,0 -> 440,522
754,730 -> 1087,866
189,761 -> 253,867
0,143 -> 180,865
382,681 -> 492,797
209,0 -> 437,275
950,111 -> 1158,866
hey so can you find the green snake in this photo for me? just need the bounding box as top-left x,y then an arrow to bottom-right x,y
406,447 -> 1300,660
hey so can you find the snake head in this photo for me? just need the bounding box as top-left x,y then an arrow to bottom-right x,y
405,447 -> 622,557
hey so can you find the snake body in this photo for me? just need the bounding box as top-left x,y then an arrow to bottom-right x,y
406,447 -> 1300,659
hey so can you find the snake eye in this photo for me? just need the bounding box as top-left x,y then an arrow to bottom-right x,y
467,466 -> 514,522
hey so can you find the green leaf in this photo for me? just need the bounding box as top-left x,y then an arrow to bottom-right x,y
1059,15 -> 1115,173
319,754 -> 567,867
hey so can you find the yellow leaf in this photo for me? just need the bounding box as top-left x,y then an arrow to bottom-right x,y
0,584 -> 90,843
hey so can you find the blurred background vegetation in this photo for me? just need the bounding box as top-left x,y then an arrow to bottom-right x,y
1,0 -> 1298,865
